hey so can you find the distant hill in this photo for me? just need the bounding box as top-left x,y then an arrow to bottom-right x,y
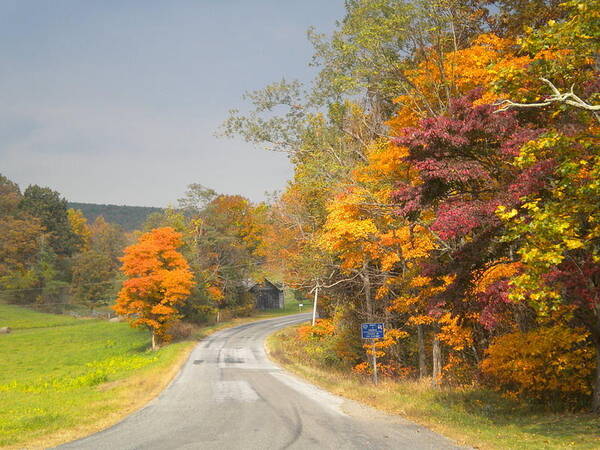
68,202 -> 163,231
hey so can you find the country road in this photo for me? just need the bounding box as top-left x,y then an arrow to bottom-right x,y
60,314 -> 461,449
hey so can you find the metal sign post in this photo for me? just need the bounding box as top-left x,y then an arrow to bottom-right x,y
372,340 -> 378,385
361,323 -> 384,385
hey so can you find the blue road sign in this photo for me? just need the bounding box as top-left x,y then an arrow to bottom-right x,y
361,323 -> 384,339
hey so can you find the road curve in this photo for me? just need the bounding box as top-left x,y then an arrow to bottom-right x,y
60,314 -> 461,449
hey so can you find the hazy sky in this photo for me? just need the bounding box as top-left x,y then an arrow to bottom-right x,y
0,0 -> 345,207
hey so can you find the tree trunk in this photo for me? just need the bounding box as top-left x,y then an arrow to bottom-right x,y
362,265 -> 373,320
418,324 -> 427,379
151,331 -> 157,351
432,335 -> 442,387
216,309 -> 220,323
312,285 -> 319,326
594,341 -> 600,413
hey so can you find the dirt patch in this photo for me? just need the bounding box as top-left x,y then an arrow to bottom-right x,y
97,379 -> 126,392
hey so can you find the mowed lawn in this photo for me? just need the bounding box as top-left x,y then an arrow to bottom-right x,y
0,304 -> 193,448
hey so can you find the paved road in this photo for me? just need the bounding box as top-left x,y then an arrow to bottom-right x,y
60,314 -> 461,449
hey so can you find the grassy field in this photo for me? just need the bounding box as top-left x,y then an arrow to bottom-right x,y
0,301 -> 308,448
267,325 -> 600,450
0,304 -> 194,448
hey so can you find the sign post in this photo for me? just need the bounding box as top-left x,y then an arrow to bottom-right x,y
361,323 -> 384,385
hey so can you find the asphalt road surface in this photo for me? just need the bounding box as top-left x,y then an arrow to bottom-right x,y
60,314 -> 461,449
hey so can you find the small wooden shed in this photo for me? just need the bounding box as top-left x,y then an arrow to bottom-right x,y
249,279 -> 284,310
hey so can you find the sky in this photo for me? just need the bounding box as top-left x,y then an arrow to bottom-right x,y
0,0 -> 345,207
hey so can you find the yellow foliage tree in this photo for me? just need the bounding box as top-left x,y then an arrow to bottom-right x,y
67,208 -> 91,251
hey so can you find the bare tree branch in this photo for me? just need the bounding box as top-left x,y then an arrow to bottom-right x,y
495,78 -> 600,122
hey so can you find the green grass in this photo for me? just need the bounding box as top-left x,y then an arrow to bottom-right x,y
260,299 -> 313,317
0,304 -> 193,448
0,302 -> 308,448
267,325 -> 600,450
0,303 -> 80,330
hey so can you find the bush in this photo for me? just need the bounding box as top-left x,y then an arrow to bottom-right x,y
353,361 -> 414,379
168,321 -> 196,341
481,324 -> 595,407
297,319 -> 335,340
231,303 -> 255,318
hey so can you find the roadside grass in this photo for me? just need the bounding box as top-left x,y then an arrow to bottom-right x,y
267,325 -> 600,450
0,302 -> 307,449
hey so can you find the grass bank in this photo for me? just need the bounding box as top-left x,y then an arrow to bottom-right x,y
0,302 -> 307,449
267,324 -> 600,450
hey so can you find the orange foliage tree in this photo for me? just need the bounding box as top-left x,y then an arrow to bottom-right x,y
113,227 -> 195,350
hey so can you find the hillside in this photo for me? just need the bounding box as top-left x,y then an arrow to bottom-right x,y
68,202 -> 163,231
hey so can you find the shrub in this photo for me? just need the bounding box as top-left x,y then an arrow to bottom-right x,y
231,303 -> 254,318
353,361 -> 414,379
297,318 -> 335,340
481,325 -> 595,407
168,321 -> 196,341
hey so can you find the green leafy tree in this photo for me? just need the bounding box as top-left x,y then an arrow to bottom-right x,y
220,79 -> 308,153
89,216 -> 128,270
20,185 -> 81,256
483,0 -> 568,37
308,0 -> 485,112
70,216 -> 128,310
71,250 -> 117,311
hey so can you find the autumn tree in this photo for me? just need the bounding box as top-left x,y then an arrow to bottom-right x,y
0,174 -> 22,215
0,176 -> 43,280
191,194 -> 267,317
138,186 -> 269,323
0,185 -> 41,304
67,208 -> 92,250
486,0 -> 600,410
221,0 -> 600,410
114,227 -> 194,350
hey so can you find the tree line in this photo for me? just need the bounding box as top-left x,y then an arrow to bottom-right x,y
68,202 -> 163,231
0,176 -> 127,311
223,0 -> 600,412
0,177 -> 271,326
